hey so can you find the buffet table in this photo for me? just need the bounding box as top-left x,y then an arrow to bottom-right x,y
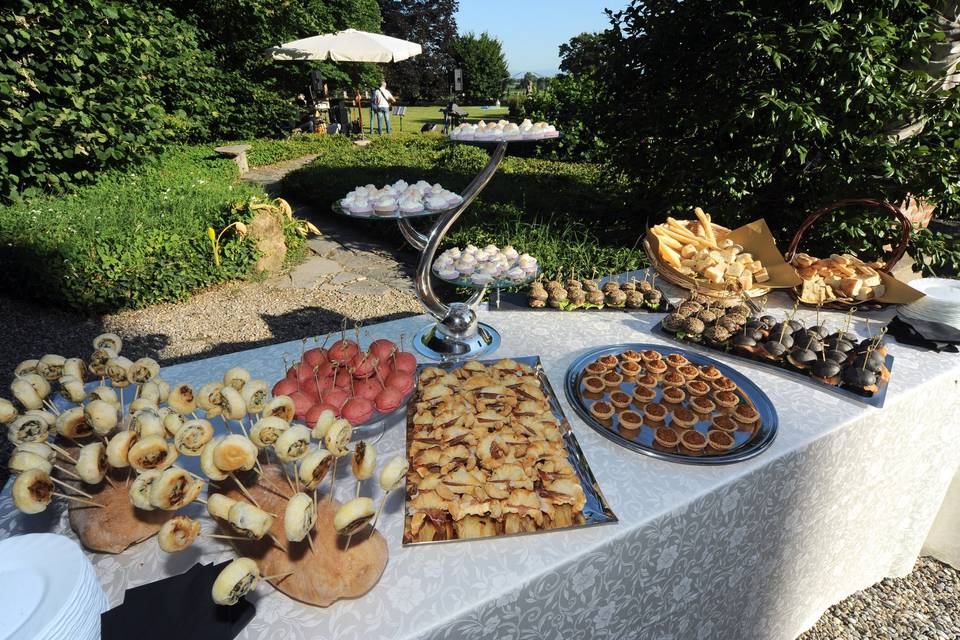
2,285 -> 959,640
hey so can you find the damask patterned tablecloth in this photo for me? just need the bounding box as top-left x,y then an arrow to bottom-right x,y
1,291 -> 959,640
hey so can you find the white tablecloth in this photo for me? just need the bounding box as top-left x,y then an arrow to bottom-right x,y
2,290 -> 958,639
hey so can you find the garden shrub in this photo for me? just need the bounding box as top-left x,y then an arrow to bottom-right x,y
0,146 -> 305,312
1,0 -> 218,202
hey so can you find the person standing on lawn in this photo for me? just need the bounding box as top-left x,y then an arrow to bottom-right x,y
370,81 -> 395,135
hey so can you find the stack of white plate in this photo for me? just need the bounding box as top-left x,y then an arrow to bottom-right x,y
0,533 -> 108,640
898,278 -> 960,329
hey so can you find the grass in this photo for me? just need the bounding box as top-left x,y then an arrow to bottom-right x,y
0,138 -> 321,311
281,134 -> 647,279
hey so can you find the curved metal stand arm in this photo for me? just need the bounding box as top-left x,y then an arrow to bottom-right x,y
414,142 -> 508,320
397,219 -> 428,251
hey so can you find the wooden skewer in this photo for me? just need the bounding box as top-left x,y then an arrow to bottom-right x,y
230,473 -> 262,510
344,533 -> 354,551
50,476 -> 97,499
267,533 -> 287,552
53,492 -> 104,508
371,493 -> 389,530
103,475 -> 120,490
53,464 -> 80,480
328,460 -> 338,504
262,570 -> 295,582
306,532 -> 317,556
205,533 -> 251,542
43,399 -> 62,416
49,444 -> 78,464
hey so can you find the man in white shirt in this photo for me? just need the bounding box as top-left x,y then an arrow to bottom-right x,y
371,81 -> 395,134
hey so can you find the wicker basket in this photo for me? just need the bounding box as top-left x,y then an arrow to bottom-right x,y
784,198 -> 912,308
643,223 -> 772,301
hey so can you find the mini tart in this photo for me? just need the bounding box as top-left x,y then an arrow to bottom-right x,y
645,359 -> 668,376
707,429 -> 736,451
661,371 -> 686,388
598,354 -> 619,370
661,386 -> 686,404
679,429 -> 708,451
609,390 -> 632,409
602,371 -> 624,388
582,376 -> 606,395
640,349 -> 662,364
619,410 -> 644,430
690,396 -> 717,414
713,390 -> 740,408
677,365 -> 701,381
734,404 -> 760,424
619,360 -> 642,378
643,402 -> 667,422
670,407 -> 698,428
665,353 -> 689,369
634,374 -> 658,389
632,386 -> 656,404
586,361 -> 607,376
685,380 -> 711,397
698,365 -> 723,382
711,377 -> 738,393
711,415 -> 739,432
589,401 -> 615,421
653,427 -> 680,447
620,350 -> 642,363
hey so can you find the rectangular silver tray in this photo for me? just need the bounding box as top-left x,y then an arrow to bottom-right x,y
403,355 -> 618,546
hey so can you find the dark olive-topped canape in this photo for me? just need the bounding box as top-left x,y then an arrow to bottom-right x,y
810,360 -> 841,385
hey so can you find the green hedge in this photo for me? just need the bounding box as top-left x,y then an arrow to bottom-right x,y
0,145 -> 297,311
281,135 -> 647,278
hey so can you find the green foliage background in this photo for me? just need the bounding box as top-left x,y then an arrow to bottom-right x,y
451,32 -> 510,103
0,0 -> 219,202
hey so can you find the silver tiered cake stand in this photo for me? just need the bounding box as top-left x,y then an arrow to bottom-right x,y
332,135 -> 556,361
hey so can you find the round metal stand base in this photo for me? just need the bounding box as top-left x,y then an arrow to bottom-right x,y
413,322 -> 502,361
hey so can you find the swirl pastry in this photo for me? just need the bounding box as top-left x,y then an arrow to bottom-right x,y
162,410 -> 183,437
211,557 -> 260,606
263,396 -> 295,423
207,492 -> 237,520
213,434 -> 257,472
200,437 -> 228,481
298,448 -> 333,491
128,435 -> 177,473
0,397 -> 17,423
227,502 -> 274,539
158,515 -> 201,553
324,419 -> 352,457
89,347 -> 116,378
127,357 -> 160,384
140,379 -> 170,404
174,419 -> 214,456
129,470 -> 163,510
168,383 -> 197,415
105,357 -> 133,388
219,386 -> 247,421
12,469 -> 54,514
76,442 -> 108,485
93,332 -> 123,353
11,378 -> 44,411
106,430 -> 138,468
223,367 -> 251,391
241,380 -> 269,414
351,441 -> 376,481
58,375 -> 87,403
149,467 -> 198,510
284,492 -> 316,542
9,450 -> 53,475
379,456 -> 409,492
56,406 -> 93,439
15,442 -> 55,462
197,382 -> 224,415
250,416 -> 288,448
333,497 -> 375,535
7,413 -> 51,445
273,425 -> 311,462
130,408 -> 164,439
37,354 -> 66,381
310,408 -> 337,440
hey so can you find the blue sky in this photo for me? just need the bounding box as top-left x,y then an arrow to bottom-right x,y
455,0 -> 632,76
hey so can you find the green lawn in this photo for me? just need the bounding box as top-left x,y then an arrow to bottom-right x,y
366,105 -> 510,134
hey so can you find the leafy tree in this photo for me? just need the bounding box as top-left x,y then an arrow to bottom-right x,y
558,32 -> 605,76
451,32 -> 509,103
0,0 -> 218,202
379,0 -> 459,102
599,0 -> 960,239
157,0 -> 383,138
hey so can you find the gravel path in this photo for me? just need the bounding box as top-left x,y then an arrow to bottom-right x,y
1,155 -> 957,638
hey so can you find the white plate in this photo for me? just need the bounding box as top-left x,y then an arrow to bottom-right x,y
909,277 -> 960,303
0,534 -> 86,640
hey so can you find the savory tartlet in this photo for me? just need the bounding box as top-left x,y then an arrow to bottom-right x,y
733,404 -> 759,424
583,376 -> 606,395
679,429 -> 708,451
619,410 -> 644,430
711,415 -> 739,432
670,407 -> 698,428
653,427 -> 680,448
609,390 -> 632,409
707,429 -> 735,451
690,396 -> 717,414
685,380 -> 711,397
713,390 -> 740,409
643,402 -> 667,422
590,400 -> 615,421
661,386 -> 686,404
632,386 -> 657,404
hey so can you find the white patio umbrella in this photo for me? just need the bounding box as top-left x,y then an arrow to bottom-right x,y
267,29 -> 422,63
